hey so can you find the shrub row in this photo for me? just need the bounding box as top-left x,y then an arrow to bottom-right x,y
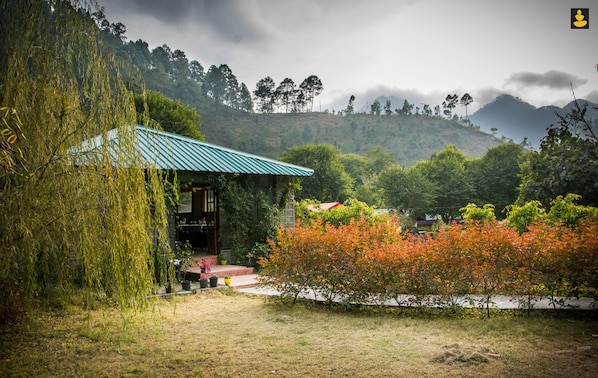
259,217 -> 598,313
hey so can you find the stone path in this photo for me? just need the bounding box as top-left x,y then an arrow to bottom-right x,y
238,285 -> 598,311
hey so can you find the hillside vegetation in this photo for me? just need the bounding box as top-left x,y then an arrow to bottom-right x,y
201,107 -> 503,166
85,10 -> 503,165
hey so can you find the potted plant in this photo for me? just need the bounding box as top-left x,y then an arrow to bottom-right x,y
244,252 -> 254,267
224,275 -> 231,287
199,277 -> 209,288
217,253 -> 227,265
174,240 -> 194,291
209,274 -> 219,288
200,258 -> 211,274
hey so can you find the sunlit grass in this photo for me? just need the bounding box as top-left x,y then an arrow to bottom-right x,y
1,290 -> 597,377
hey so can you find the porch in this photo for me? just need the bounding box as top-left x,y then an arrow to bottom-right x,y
184,253 -> 259,289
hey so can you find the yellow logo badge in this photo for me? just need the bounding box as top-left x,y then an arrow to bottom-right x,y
571,8 -> 589,29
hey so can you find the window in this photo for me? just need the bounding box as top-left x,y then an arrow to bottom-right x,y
204,189 -> 215,212
177,191 -> 193,213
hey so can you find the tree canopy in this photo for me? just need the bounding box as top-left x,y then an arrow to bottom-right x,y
468,143 -> 525,216
412,145 -> 474,221
134,90 -> 204,140
518,101 -> 598,207
377,165 -> 437,218
0,0 -> 170,320
279,144 -> 353,202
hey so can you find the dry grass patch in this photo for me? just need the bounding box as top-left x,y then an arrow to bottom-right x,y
1,290 -> 597,377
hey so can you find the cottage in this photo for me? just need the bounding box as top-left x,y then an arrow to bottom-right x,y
77,125 -> 313,259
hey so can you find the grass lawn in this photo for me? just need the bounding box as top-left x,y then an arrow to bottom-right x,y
1,289 -> 597,377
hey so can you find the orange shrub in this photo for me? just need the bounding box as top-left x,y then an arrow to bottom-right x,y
261,215 -> 598,309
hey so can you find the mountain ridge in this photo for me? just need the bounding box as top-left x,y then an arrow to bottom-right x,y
469,94 -> 598,147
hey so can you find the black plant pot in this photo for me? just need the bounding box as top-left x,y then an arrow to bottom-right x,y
181,280 -> 191,291
199,279 -> 209,289
209,275 -> 218,287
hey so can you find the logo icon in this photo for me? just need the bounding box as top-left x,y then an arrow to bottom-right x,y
571,8 -> 589,29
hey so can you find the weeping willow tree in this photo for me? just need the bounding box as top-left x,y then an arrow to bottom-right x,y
0,0 -> 171,321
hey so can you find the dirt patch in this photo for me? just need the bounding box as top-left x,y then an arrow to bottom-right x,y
431,344 -> 498,366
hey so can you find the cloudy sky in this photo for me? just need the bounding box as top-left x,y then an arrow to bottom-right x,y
98,0 -> 597,114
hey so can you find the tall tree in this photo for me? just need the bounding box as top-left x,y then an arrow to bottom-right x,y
151,44 -> 173,76
442,94 -> 459,118
346,95 -> 355,115
365,146 -> 395,174
0,0 -> 169,318
340,153 -> 369,188
189,60 -> 204,83
460,93 -> 473,119
422,104 -> 432,116
399,99 -> 414,115
276,78 -> 296,113
415,145 -> 474,222
279,144 -> 353,202
238,82 -> 253,112
170,49 -> 201,102
299,75 -> 323,112
171,49 -> 190,81
219,64 -> 239,109
253,76 -> 275,113
377,165 -> 437,218
146,44 -> 175,96
518,102 -> 598,207
91,6 -> 110,31
370,99 -> 381,115
127,39 -> 152,71
293,90 -> 306,113
384,99 -> 392,115
468,143 -> 525,216
204,64 -> 226,108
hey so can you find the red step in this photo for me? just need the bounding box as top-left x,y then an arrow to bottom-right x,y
186,256 -> 254,280
189,255 -> 219,268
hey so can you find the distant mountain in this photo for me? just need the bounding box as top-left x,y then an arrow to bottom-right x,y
469,94 -> 598,148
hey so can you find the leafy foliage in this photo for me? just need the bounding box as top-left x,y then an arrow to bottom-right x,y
295,198 -> 377,227
377,165 -> 437,218
414,145 -> 474,221
279,144 -> 353,202
200,112 -> 501,168
505,200 -> 547,234
460,203 -> 496,222
0,0 -> 169,319
507,194 -> 598,232
209,174 -> 281,265
467,143 -> 526,215
134,90 -> 204,139
261,215 -> 598,315
518,100 -> 598,207
547,194 -> 598,226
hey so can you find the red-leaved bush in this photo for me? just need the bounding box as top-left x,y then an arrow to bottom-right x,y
259,216 -> 598,312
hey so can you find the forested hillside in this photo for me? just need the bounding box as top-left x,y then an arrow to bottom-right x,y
87,9 -> 502,166
201,107 -> 502,166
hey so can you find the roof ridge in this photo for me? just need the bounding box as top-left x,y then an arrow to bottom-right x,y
134,125 -> 314,174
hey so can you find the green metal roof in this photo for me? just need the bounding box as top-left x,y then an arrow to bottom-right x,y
77,125 -> 314,177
